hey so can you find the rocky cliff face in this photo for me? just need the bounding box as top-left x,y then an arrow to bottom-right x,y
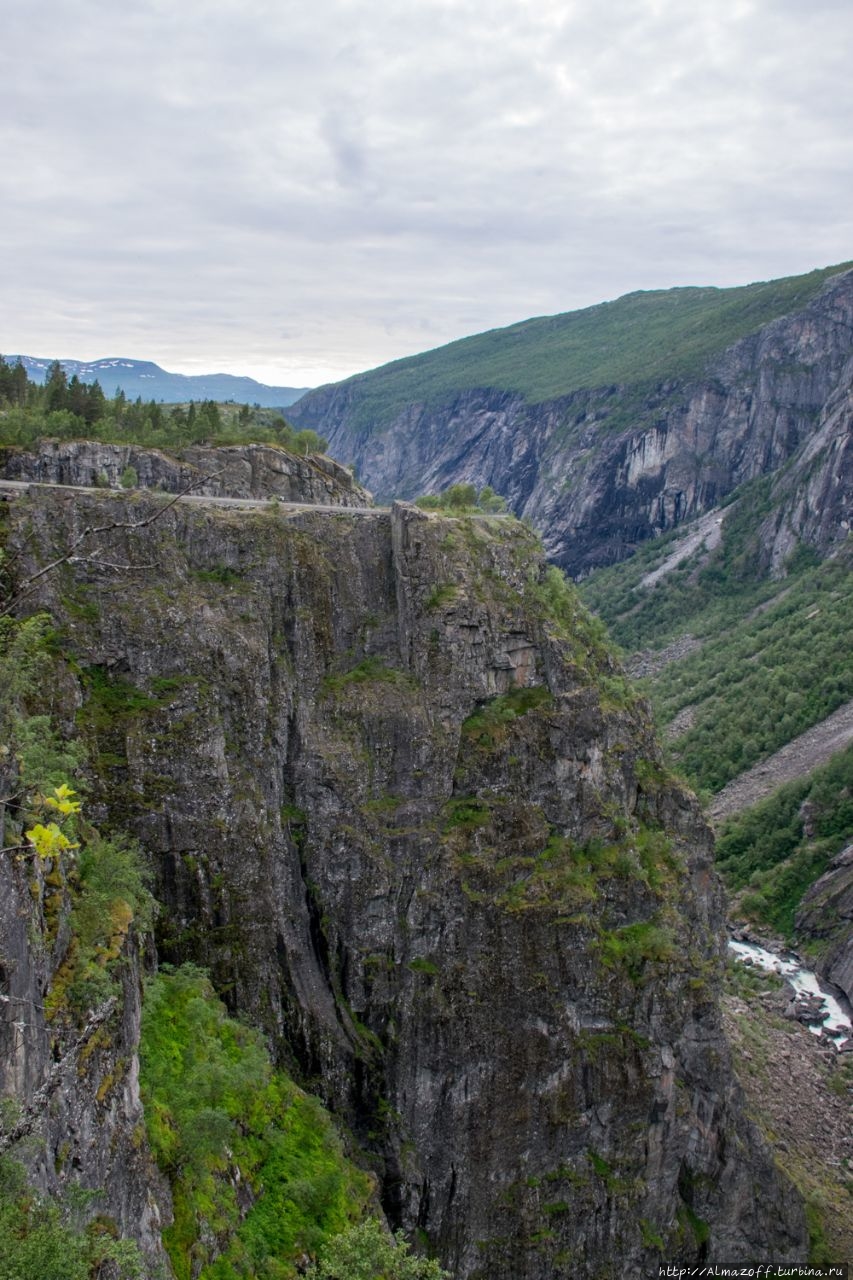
2,486 -> 807,1275
0,439 -> 372,507
755,363 -> 853,576
0,830 -> 172,1272
796,844 -> 853,1007
290,269 -> 853,576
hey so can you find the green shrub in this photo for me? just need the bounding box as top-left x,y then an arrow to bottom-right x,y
0,616 -> 86,794
0,616 -> 151,1017
442,796 -> 493,832
64,832 -> 155,1011
424,584 -> 458,611
460,685 -> 553,750
527,565 -> 625,685
291,428 -> 329,455
415,485 -> 506,514
514,832 -> 675,913
139,965 -> 372,1279
322,656 -> 412,694
0,1156 -> 144,1280
597,920 -> 677,982
304,1217 -> 450,1280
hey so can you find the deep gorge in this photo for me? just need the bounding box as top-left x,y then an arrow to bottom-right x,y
0,479 -> 807,1276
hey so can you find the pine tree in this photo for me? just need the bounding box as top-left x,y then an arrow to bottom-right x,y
83,379 -> 106,426
44,361 -> 68,413
10,361 -> 29,406
67,375 -> 88,420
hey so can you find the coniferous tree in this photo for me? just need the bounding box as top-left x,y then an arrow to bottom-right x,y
199,399 -> 221,438
67,375 -> 87,420
44,361 -> 68,413
83,379 -> 106,426
10,361 -> 27,406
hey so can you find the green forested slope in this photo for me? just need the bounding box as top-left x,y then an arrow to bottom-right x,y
714,746 -> 853,938
578,469 -> 853,946
295,261 -> 851,428
140,966 -> 372,1280
579,484 -> 853,798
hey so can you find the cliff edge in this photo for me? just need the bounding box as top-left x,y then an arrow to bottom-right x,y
0,488 -> 806,1275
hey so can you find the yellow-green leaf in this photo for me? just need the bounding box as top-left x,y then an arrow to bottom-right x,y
24,822 -> 79,860
42,783 -> 82,817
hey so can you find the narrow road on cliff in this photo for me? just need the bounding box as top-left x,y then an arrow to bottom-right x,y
0,477 -> 514,522
0,477 -> 387,516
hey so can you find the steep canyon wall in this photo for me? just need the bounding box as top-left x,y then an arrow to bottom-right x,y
290,269 -> 853,576
1,488 -> 806,1275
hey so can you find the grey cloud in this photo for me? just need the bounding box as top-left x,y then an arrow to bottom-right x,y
1,0 -> 851,385
320,109 -> 371,188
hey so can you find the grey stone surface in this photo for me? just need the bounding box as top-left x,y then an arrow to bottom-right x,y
1,490 -> 808,1276
291,269 -> 853,577
796,844 -> 853,1007
0,439 -> 372,507
0,850 -> 172,1274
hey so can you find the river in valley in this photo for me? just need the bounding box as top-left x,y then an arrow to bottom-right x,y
728,938 -> 853,1048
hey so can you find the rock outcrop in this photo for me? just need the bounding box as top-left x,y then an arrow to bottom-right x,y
757,369 -> 853,576
0,838 -> 172,1273
0,439 -> 372,507
0,486 -> 807,1275
796,844 -> 853,1007
290,268 -> 853,576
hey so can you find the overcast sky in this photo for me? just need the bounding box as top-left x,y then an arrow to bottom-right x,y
2,0 -> 851,388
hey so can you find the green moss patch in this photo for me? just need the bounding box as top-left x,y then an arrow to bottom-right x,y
461,685 -> 554,750
596,919 -> 678,984
321,656 -> 414,695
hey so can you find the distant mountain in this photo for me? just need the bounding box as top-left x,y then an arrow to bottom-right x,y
4,355 -> 309,408
289,260 -> 853,573
287,257 -> 853,987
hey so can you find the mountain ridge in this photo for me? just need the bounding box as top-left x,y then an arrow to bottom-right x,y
290,262 -> 853,577
290,260 -> 853,426
2,354 -> 309,407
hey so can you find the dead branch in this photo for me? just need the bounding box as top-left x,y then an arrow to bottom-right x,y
66,556 -> 161,573
0,469 -> 226,618
0,996 -> 117,1154
0,993 -> 46,1013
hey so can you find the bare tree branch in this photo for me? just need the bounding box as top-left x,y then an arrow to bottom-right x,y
0,525 -> 38,575
0,469 -> 226,618
0,996 -> 116,1154
66,556 -> 161,574
0,992 -> 46,1013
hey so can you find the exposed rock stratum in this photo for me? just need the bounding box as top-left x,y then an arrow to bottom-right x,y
290,267 -> 853,577
0,483 -> 806,1276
